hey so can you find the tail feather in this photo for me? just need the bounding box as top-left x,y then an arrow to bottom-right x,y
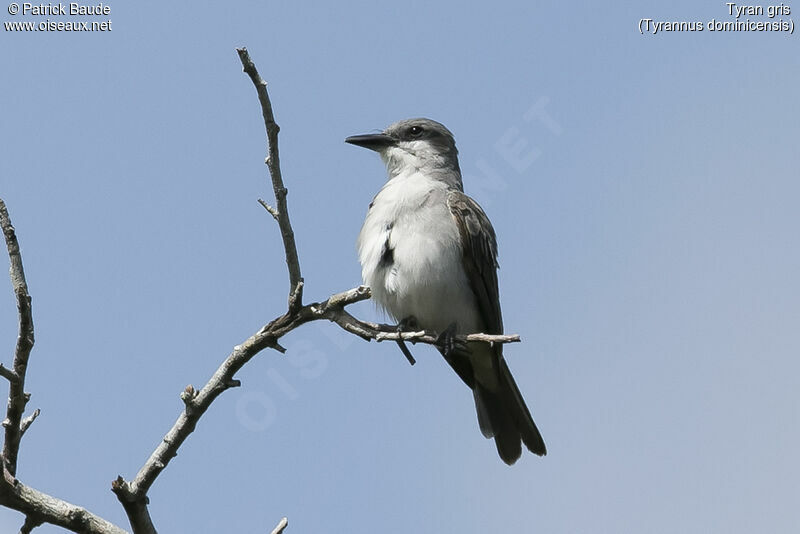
471,356 -> 546,464
497,357 -> 547,457
473,384 -> 523,464
473,387 -> 495,438
440,344 -> 546,463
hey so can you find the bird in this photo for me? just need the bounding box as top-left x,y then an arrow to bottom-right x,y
346,118 -> 546,464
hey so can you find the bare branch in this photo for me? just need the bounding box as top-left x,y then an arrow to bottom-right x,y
0,476 -> 127,534
0,199 -> 35,479
20,514 -> 42,533
257,198 -> 280,221
112,283 -> 520,517
394,339 -> 417,365
287,280 -> 303,314
110,477 -> 155,534
1,201 -> 128,533
0,363 -> 17,384
237,47 -> 304,309
374,330 -> 521,345
19,409 -> 39,438
270,517 -> 288,534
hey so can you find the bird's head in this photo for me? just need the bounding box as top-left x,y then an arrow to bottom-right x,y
346,118 -> 461,178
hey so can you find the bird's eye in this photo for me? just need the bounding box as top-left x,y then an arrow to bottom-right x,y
408,126 -> 424,137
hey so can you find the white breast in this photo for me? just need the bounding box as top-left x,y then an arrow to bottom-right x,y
357,170 -> 482,334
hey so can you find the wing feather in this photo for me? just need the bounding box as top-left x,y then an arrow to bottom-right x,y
446,191 -> 502,335
447,190 -> 547,460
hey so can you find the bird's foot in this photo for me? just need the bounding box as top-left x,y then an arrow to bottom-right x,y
397,316 -> 419,331
435,322 -> 469,358
395,316 -> 419,366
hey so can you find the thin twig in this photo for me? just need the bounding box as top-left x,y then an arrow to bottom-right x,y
237,47 -> 304,309
257,198 -> 280,221
375,330 -> 520,345
1,200 -> 129,533
0,199 -> 35,479
270,517 -> 288,534
20,514 -> 42,533
19,409 -> 40,438
0,363 -> 17,383
395,340 -> 417,365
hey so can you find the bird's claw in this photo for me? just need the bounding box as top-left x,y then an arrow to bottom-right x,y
435,322 -> 469,358
397,316 -> 419,332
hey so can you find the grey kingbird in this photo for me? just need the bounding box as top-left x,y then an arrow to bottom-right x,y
346,118 -> 546,464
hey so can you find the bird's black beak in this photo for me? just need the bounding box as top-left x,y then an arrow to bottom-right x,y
345,133 -> 394,151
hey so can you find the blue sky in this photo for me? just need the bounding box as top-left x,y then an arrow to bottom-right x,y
1,1 -> 798,532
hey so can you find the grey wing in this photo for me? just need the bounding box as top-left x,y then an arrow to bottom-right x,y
447,190 -> 547,461
446,190 -> 503,335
